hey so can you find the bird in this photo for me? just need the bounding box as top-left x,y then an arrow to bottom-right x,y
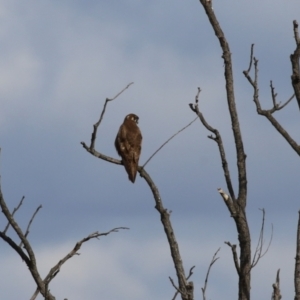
115,113 -> 142,183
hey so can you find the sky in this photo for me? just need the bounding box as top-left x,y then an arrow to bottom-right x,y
0,0 -> 300,299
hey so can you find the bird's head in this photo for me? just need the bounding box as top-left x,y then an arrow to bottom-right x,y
125,113 -> 139,124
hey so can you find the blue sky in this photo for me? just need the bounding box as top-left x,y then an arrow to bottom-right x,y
0,1 -> 300,299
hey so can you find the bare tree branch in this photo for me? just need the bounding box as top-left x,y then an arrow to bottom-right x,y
142,117 -> 198,168
31,228 -> 129,300
0,185 -> 53,299
201,248 -> 220,300
189,88 -> 236,202
169,276 -> 184,297
251,209 -> 273,269
198,1 -> 247,207
217,188 -> 237,217
295,211 -> 300,300
140,168 -> 193,300
290,20 -> 300,110
3,195 -> 25,234
20,205 -> 42,247
0,231 -> 30,263
193,3 -> 251,298
245,44 -> 255,74
225,242 -> 240,274
269,81 -> 295,111
172,266 -> 195,300
82,87 -> 193,300
81,142 -> 122,165
272,269 -> 282,300
243,30 -> 300,156
89,82 -> 134,150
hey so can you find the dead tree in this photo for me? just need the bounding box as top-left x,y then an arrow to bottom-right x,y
243,20 -> 300,299
189,1 -> 261,299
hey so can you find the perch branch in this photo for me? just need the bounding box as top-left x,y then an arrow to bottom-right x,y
82,85 -> 194,299
81,142 -> 122,165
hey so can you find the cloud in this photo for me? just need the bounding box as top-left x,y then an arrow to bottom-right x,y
0,1 -> 299,299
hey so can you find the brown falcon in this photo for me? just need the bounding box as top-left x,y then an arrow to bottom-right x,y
115,113 -> 142,183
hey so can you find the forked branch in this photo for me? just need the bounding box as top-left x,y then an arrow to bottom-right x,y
0,185 -> 54,300
30,227 -> 128,300
225,241 -> 240,274
201,248 -> 220,300
243,27 -> 300,156
251,209 -> 273,269
82,86 -> 193,299
189,88 -> 236,205
90,82 -> 134,150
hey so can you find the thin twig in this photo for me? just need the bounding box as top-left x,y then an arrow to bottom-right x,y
19,205 -> 42,247
3,196 -> 25,234
45,228 -> 129,284
202,248 -> 220,300
269,81 -> 295,111
251,208 -> 273,269
31,227 -> 129,300
142,117 -> 198,168
139,167 -> 192,299
245,44 -> 255,74
89,82 -> 134,149
172,266 -> 195,300
169,276 -> 184,297
0,186 -> 54,299
277,93 -> 295,110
